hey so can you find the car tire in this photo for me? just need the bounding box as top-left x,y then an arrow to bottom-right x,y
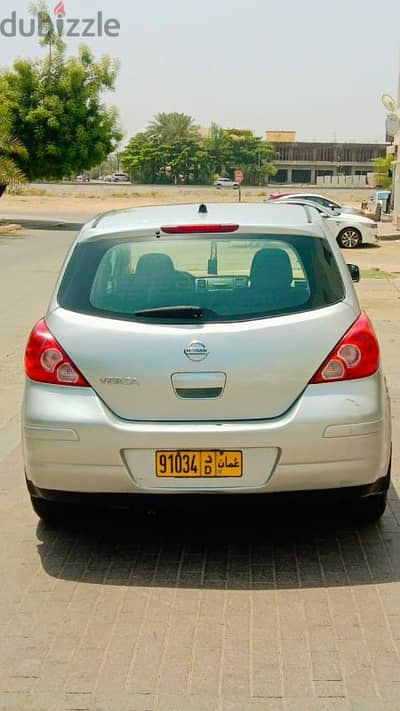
216,185 -> 221,189
337,228 -> 362,249
233,184 -> 239,190
30,495 -> 67,525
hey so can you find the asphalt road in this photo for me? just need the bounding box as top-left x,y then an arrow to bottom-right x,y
0,227 -> 400,710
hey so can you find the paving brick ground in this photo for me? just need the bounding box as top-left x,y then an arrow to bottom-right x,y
0,226 -> 399,710
0,441 -> 400,711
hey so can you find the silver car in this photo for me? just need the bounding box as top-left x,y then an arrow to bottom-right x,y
214,177 -> 239,189
23,203 -> 392,523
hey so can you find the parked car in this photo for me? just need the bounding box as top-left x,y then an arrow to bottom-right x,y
214,177 -> 239,189
112,172 -> 130,183
267,192 -> 361,215
23,202 -> 391,524
267,198 -> 378,248
104,172 -> 130,183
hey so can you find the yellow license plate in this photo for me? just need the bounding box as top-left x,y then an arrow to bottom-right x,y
156,450 -> 243,478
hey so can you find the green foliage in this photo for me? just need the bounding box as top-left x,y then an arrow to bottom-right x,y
146,112 -> 199,143
122,115 -> 277,185
0,5 -> 122,181
223,129 -> 277,185
0,103 -> 27,186
203,123 -> 232,175
121,132 -> 210,185
374,154 -> 393,189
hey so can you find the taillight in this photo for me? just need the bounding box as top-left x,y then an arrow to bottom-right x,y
311,312 -> 380,384
160,224 -> 239,234
25,319 -> 89,387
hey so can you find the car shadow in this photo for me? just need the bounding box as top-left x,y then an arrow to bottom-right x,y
36,484 -> 400,590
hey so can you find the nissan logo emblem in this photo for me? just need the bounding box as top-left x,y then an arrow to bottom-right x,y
184,341 -> 209,361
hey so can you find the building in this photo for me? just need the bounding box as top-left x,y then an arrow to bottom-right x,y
265,130 -> 296,143
268,139 -> 387,184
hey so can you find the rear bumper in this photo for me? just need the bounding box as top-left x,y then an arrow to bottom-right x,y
23,372 -> 392,495
27,474 -> 391,507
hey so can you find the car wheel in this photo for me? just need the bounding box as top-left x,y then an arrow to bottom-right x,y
216,185 -> 221,189
30,495 -> 67,525
233,184 -> 239,190
337,228 -> 362,249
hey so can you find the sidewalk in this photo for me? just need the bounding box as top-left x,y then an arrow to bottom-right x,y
378,220 -> 400,241
1,197 -> 400,239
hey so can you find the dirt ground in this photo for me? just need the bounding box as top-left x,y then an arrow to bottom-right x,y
0,184 -> 374,220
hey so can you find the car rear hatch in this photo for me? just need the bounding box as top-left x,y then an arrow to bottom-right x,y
50,225 -> 357,422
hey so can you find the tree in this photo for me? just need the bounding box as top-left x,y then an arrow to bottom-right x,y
121,133 -> 210,185
374,154 -> 393,190
204,123 -> 232,176
146,112 -> 199,143
167,138 -> 210,184
122,115 -> 277,186
121,133 -> 166,183
0,4 -> 122,180
122,112 -> 208,185
224,129 -> 277,185
0,103 -> 26,187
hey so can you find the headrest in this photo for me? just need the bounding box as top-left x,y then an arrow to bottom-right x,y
135,253 -> 175,277
250,248 -> 293,289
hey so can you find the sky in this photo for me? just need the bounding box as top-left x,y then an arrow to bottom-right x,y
1,0 -> 400,145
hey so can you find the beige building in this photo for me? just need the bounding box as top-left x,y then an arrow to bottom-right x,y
265,130 -> 296,143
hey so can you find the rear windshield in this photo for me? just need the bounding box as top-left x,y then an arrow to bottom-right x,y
58,234 -> 345,323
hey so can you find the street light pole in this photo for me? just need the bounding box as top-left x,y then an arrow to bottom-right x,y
382,75 -> 400,226
392,75 -> 400,225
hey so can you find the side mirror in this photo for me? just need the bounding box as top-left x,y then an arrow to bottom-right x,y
347,264 -> 360,283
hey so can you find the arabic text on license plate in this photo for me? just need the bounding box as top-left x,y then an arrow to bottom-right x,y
155,450 -> 243,477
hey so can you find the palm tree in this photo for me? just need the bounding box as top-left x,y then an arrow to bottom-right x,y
205,123 -> 231,175
146,112 -> 199,143
0,111 -> 26,189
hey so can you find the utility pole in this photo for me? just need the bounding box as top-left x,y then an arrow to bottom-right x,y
393,72 -> 400,225
382,71 -> 400,226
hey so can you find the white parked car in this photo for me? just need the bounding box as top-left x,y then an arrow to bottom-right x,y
23,202 -> 391,524
268,198 -> 378,248
268,192 -> 362,215
214,177 -> 239,189
103,172 -> 130,183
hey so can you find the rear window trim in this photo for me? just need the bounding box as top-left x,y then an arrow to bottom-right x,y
57,233 -> 346,325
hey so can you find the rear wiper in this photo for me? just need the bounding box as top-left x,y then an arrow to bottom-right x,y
134,305 -> 216,319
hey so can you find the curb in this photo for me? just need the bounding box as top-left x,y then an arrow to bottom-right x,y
378,233 -> 400,242
1,218 -> 84,231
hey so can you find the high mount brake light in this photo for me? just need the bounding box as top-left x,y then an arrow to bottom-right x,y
311,312 -> 380,384
160,224 -> 239,234
25,319 -> 89,387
